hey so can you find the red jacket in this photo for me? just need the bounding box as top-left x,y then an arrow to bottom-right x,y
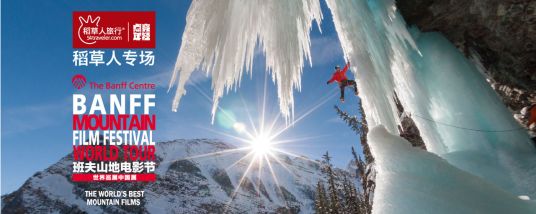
327,62 -> 350,84
529,105 -> 536,126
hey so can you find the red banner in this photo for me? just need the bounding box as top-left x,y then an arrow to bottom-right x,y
73,11 -> 155,48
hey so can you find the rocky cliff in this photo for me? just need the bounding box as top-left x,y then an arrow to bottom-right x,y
397,0 -> 535,112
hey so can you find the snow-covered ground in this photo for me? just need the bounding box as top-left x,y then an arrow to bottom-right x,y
369,126 -> 536,213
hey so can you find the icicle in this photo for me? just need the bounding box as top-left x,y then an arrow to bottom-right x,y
169,0 -> 322,123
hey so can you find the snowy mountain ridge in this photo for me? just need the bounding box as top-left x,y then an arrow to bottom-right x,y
2,139 -> 337,214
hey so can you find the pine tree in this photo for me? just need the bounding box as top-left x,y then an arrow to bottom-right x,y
350,180 -> 363,214
334,105 -> 373,164
341,174 -> 360,214
341,175 -> 351,213
315,181 -> 329,214
334,95 -> 375,214
322,152 -> 341,214
352,147 -> 373,214
357,102 -> 371,163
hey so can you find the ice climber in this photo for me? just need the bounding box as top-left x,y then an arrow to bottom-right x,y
326,61 -> 358,102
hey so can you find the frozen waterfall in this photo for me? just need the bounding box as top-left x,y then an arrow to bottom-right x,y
327,0 -> 536,212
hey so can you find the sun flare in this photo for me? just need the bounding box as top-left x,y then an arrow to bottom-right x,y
179,73 -> 338,212
249,132 -> 274,157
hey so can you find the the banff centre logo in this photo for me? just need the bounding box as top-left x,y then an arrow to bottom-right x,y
73,11 -> 155,48
72,74 -> 87,89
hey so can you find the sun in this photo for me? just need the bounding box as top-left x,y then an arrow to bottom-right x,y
249,133 -> 274,157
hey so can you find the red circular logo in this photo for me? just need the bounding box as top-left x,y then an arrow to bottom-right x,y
72,74 -> 87,89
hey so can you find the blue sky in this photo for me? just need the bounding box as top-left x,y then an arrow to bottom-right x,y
1,0 -> 363,194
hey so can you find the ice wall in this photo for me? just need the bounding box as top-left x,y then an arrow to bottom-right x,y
169,0 -> 322,122
326,0 -> 536,211
409,32 -> 536,196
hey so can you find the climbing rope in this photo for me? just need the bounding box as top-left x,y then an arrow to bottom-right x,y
410,113 -> 527,133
